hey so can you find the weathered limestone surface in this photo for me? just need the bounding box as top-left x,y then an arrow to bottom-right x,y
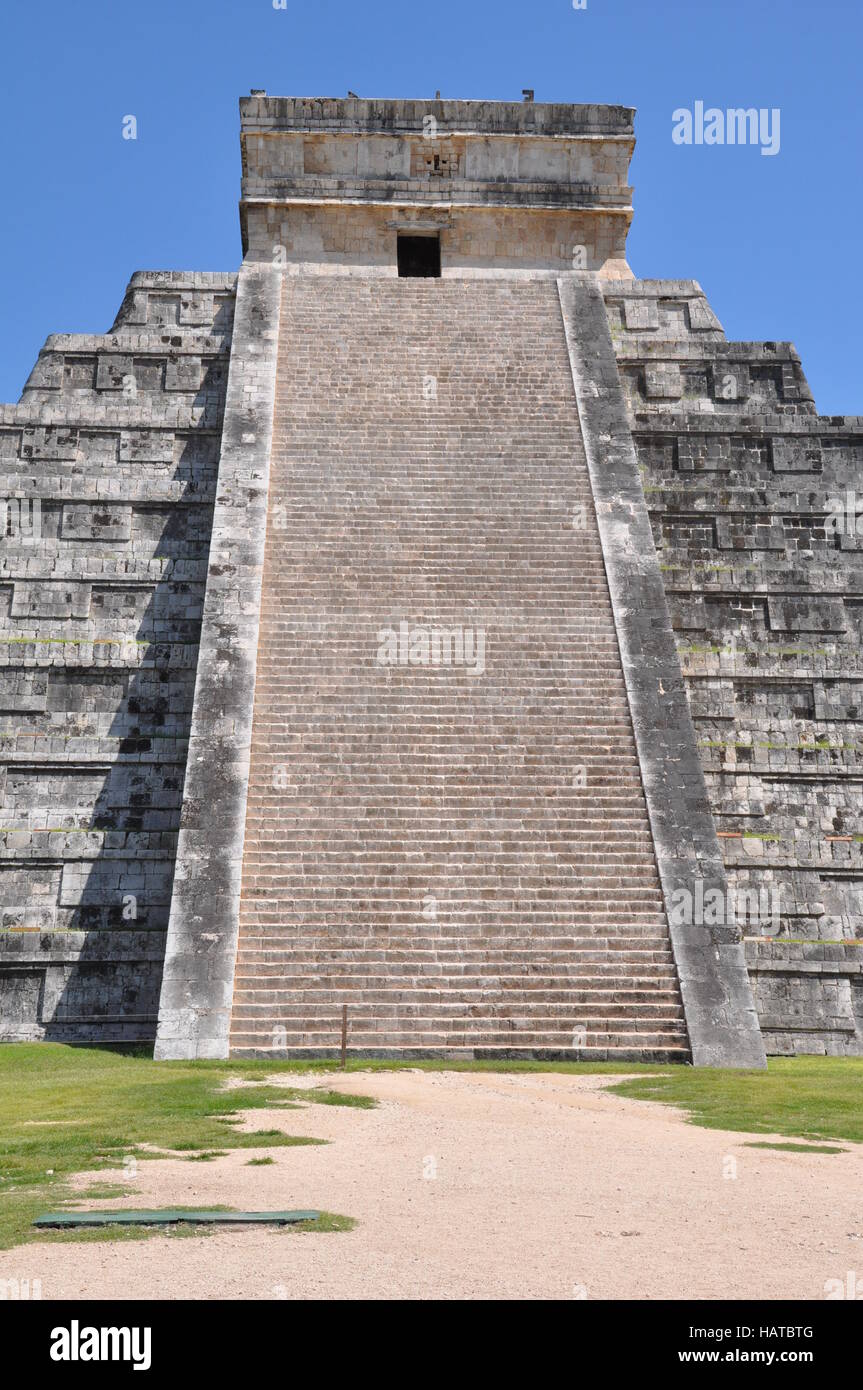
0,273 -> 236,1042
559,274 -> 764,1067
602,277 -> 863,1053
240,95 -> 634,277
154,264 -> 281,1060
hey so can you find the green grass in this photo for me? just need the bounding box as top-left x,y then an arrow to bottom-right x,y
610,1058 -> 863,1146
292,1212 -> 355,1233
0,1044 -> 371,1250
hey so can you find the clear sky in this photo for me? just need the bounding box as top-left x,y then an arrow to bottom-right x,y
0,0 -> 860,411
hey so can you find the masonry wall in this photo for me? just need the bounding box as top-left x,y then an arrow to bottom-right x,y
602,279 -> 863,1054
244,202 -> 628,277
239,95 -> 634,276
0,271 -> 234,1042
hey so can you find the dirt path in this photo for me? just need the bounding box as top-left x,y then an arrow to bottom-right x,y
5,1070 -> 861,1300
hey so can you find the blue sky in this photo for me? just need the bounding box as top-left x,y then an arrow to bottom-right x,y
0,0 -> 860,411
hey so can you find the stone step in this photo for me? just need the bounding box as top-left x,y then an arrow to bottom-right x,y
230,1043 -> 691,1062
233,998 -> 686,1020
236,916 -> 671,932
235,956 -> 677,974
233,972 -> 679,990
237,928 -> 671,942
234,934 -> 677,952
232,955 -> 680,977
232,992 -> 685,1014
239,922 -> 671,935
229,1026 -> 689,1048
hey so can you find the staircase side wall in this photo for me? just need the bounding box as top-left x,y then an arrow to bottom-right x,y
559,274 -> 766,1068
154,263 -> 282,1060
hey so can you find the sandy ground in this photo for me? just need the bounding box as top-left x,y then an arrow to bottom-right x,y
4,1069 -> 862,1300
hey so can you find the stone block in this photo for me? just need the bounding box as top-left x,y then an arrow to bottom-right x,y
645,363 -> 683,399
61,503 -> 132,542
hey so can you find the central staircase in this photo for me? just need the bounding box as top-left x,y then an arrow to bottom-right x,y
228,276 -> 689,1060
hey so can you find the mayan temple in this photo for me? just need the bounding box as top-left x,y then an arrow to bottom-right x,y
1,92 -> 861,1065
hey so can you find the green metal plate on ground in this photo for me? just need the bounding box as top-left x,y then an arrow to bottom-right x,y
33,1209 -> 320,1228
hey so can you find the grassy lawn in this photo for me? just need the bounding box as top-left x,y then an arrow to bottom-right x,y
0,1044 -> 371,1249
609,1057 -> 863,1146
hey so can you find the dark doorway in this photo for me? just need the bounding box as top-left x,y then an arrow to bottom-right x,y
397,234 -> 441,278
